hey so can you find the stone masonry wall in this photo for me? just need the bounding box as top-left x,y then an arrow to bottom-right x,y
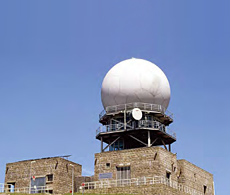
177,160 -> 214,195
4,157 -> 82,194
94,147 -> 177,181
94,146 -> 214,195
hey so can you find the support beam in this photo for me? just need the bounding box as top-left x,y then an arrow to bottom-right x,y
101,137 -> 103,153
103,136 -> 121,152
129,135 -> 148,146
148,131 -> 151,147
124,110 -> 126,130
161,139 -> 168,151
150,137 -> 159,147
169,144 -> 171,152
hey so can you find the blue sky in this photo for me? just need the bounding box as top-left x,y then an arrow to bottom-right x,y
0,0 -> 229,194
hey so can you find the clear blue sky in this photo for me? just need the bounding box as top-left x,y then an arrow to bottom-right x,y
0,0 -> 229,194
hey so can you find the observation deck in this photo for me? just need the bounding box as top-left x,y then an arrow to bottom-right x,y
97,102 -> 175,151
99,102 -> 173,126
96,120 -> 176,146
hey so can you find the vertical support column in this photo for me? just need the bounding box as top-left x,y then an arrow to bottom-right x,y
169,144 -> 171,152
101,137 -> 103,152
148,131 -> 151,147
124,104 -> 127,130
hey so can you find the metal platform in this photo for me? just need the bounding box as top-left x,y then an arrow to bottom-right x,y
96,120 -> 176,139
99,102 -> 173,126
96,121 -> 176,152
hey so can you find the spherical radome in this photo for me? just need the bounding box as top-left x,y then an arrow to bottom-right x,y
101,58 -> 171,110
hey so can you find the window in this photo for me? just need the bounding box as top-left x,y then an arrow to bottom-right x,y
47,174 -> 53,182
194,173 -> 197,181
204,185 -> 207,194
166,171 -> 171,179
106,163 -> 110,167
109,139 -> 124,151
47,190 -> 53,194
31,177 -> 46,194
116,166 -> 131,185
7,182 -> 15,193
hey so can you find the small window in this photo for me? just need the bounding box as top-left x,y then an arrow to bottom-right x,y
47,174 -> 53,182
166,171 -> 171,179
94,159 -> 97,165
178,169 -> 182,178
106,163 -> 110,167
204,185 -> 207,194
5,167 -> 9,174
194,173 -> 197,181
174,167 -> 176,172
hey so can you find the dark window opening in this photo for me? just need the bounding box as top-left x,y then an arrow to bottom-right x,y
166,171 -> 171,179
47,174 -> 53,182
178,169 -> 182,178
7,182 -> 15,193
5,167 -> 9,174
204,185 -> 207,194
47,190 -> 53,194
106,163 -> 110,167
94,159 -> 97,165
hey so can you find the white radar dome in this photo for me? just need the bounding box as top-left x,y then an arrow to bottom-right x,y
101,58 -> 171,110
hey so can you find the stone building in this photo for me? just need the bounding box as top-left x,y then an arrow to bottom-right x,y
92,147 -> 214,195
4,58 -> 215,195
4,156 -> 82,194
82,58 -> 215,195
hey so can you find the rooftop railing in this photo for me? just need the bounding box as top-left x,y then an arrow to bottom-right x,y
99,102 -> 173,120
96,120 -> 176,139
82,176 -> 206,195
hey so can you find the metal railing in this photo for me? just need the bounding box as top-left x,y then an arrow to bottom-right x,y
99,102 -> 173,120
82,176 -> 208,195
0,183 -> 52,194
96,120 -> 176,139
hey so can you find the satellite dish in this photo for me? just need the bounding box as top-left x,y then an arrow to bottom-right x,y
132,108 -> 142,120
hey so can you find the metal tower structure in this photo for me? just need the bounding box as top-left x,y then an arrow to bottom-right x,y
96,102 -> 175,152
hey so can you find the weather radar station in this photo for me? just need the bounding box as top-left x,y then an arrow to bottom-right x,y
2,58 -> 215,195
97,58 -> 175,152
